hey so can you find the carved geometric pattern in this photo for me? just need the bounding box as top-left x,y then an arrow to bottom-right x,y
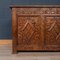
18,16 -> 41,47
17,8 -> 60,14
57,8 -> 60,14
44,16 -> 60,47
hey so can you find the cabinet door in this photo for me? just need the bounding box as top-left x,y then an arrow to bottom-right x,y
17,15 -> 43,50
44,15 -> 60,51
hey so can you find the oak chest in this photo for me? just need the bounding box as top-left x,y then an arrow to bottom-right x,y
10,5 -> 60,53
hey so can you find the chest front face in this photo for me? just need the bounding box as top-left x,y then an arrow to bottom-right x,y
11,6 -> 60,53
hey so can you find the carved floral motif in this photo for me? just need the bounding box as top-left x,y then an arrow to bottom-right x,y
17,8 -> 60,14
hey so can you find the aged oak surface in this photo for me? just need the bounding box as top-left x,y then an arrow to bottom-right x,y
10,5 -> 60,54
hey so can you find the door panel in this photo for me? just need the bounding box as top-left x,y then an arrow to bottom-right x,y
17,16 -> 42,50
44,16 -> 60,50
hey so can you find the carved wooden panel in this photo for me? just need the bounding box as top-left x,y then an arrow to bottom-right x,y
17,16 -> 42,50
44,16 -> 60,48
17,8 -> 60,14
